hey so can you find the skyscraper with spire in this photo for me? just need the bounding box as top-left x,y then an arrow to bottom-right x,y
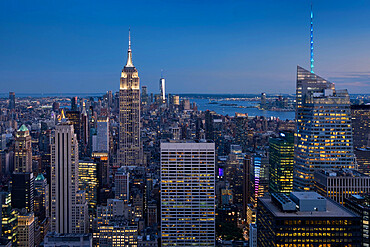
293,5 -> 355,191
119,30 -> 142,166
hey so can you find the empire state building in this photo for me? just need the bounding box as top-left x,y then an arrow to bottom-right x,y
119,31 -> 142,166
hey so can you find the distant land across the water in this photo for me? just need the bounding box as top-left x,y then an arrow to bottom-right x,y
0,92 -> 368,121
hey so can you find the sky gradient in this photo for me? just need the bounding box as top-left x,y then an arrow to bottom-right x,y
1,0 -> 370,94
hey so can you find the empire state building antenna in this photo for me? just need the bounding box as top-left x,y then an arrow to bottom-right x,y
310,2 -> 314,73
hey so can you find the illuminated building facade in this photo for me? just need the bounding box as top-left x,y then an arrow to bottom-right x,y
249,154 -> 269,207
65,110 -> 81,141
114,167 -> 129,202
99,222 -> 138,247
257,192 -> 362,247
79,160 -> 98,225
269,131 -> 294,195
160,77 -> 166,103
351,105 -> 370,149
345,194 -> 370,246
294,66 -> 355,191
51,120 -> 88,233
119,31 -> 142,167
1,193 -> 18,245
314,169 -> 370,205
14,124 -> 32,173
17,212 -> 35,247
91,152 -> 109,204
161,141 -> 215,246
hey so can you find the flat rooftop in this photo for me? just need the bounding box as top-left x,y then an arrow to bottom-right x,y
259,196 -> 358,218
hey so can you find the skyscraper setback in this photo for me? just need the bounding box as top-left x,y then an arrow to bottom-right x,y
119,30 -> 142,167
294,66 -> 355,191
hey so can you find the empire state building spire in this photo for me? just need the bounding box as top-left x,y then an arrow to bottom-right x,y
125,28 -> 134,68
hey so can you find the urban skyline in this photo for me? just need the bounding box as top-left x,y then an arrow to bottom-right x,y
0,1 -> 369,246
1,1 -> 370,94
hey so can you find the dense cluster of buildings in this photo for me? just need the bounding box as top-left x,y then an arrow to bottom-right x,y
0,23 -> 369,247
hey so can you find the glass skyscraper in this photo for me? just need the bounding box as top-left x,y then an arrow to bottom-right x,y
269,131 -> 294,195
294,66 -> 355,191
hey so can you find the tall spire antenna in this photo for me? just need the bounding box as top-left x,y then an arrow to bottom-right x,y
310,2 -> 314,73
161,69 -> 164,78
125,27 -> 134,67
128,27 -> 131,51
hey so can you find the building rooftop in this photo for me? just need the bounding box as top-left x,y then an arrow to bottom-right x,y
259,194 -> 357,218
316,169 -> 368,178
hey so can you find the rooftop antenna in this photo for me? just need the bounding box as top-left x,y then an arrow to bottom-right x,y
310,2 -> 314,73
128,27 -> 131,51
161,69 -> 164,78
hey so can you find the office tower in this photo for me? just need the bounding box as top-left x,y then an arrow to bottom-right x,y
314,169 -> 370,204
160,77 -> 165,103
260,92 -> 266,109
65,110 -> 81,141
294,66 -> 355,191
8,92 -> 15,110
81,103 -> 89,146
11,172 -> 34,212
257,192 -> 361,246
351,104 -> 370,148
249,223 -> 257,247
79,160 -> 98,223
14,125 -> 32,173
91,152 -> 109,204
75,191 -> 89,234
345,194 -> 370,246
71,97 -> 78,111
51,119 -> 88,233
114,167 -> 129,202
355,148 -> 370,175
44,233 -> 92,247
95,116 -> 109,152
243,155 -> 251,218
1,192 -> 18,245
17,212 -> 35,247
52,102 -> 60,112
161,141 -> 215,246
99,222 -> 138,247
249,154 -> 269,207
34,173 -> 49,239
119,30 -> 142,167
205,110 -> 214,140
269,131 -> 294,194
141,86 -> 148,105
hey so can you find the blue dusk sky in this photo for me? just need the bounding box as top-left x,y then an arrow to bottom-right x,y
1,0 -> 370,95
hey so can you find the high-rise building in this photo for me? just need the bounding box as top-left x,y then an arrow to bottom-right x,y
8,92 -> 15,110
114,167 -> 129,202
345,194 -> 370,246
119,30 -> 142,167
91,152 -> 109,204
314,169 -> 370,204
11,172 -> 34,212
17,212 -> 35,247
294,66 -> 355,191
160,77 -> 165,103
34,173 -> 49,238
14,125 -> 32,173
249,154 -> 269,207
71,97 -> 78,111
161,140 -> 215,246
94,116 -> 109,152
269,131 -> 294,194
257,192 -> 362,246
260,93 -> 267,109
141,86 -> 148,105
79,160 -> 98,224
51,119 -> 88,233
351,103 -> 370,149
65,110 -> 81,141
